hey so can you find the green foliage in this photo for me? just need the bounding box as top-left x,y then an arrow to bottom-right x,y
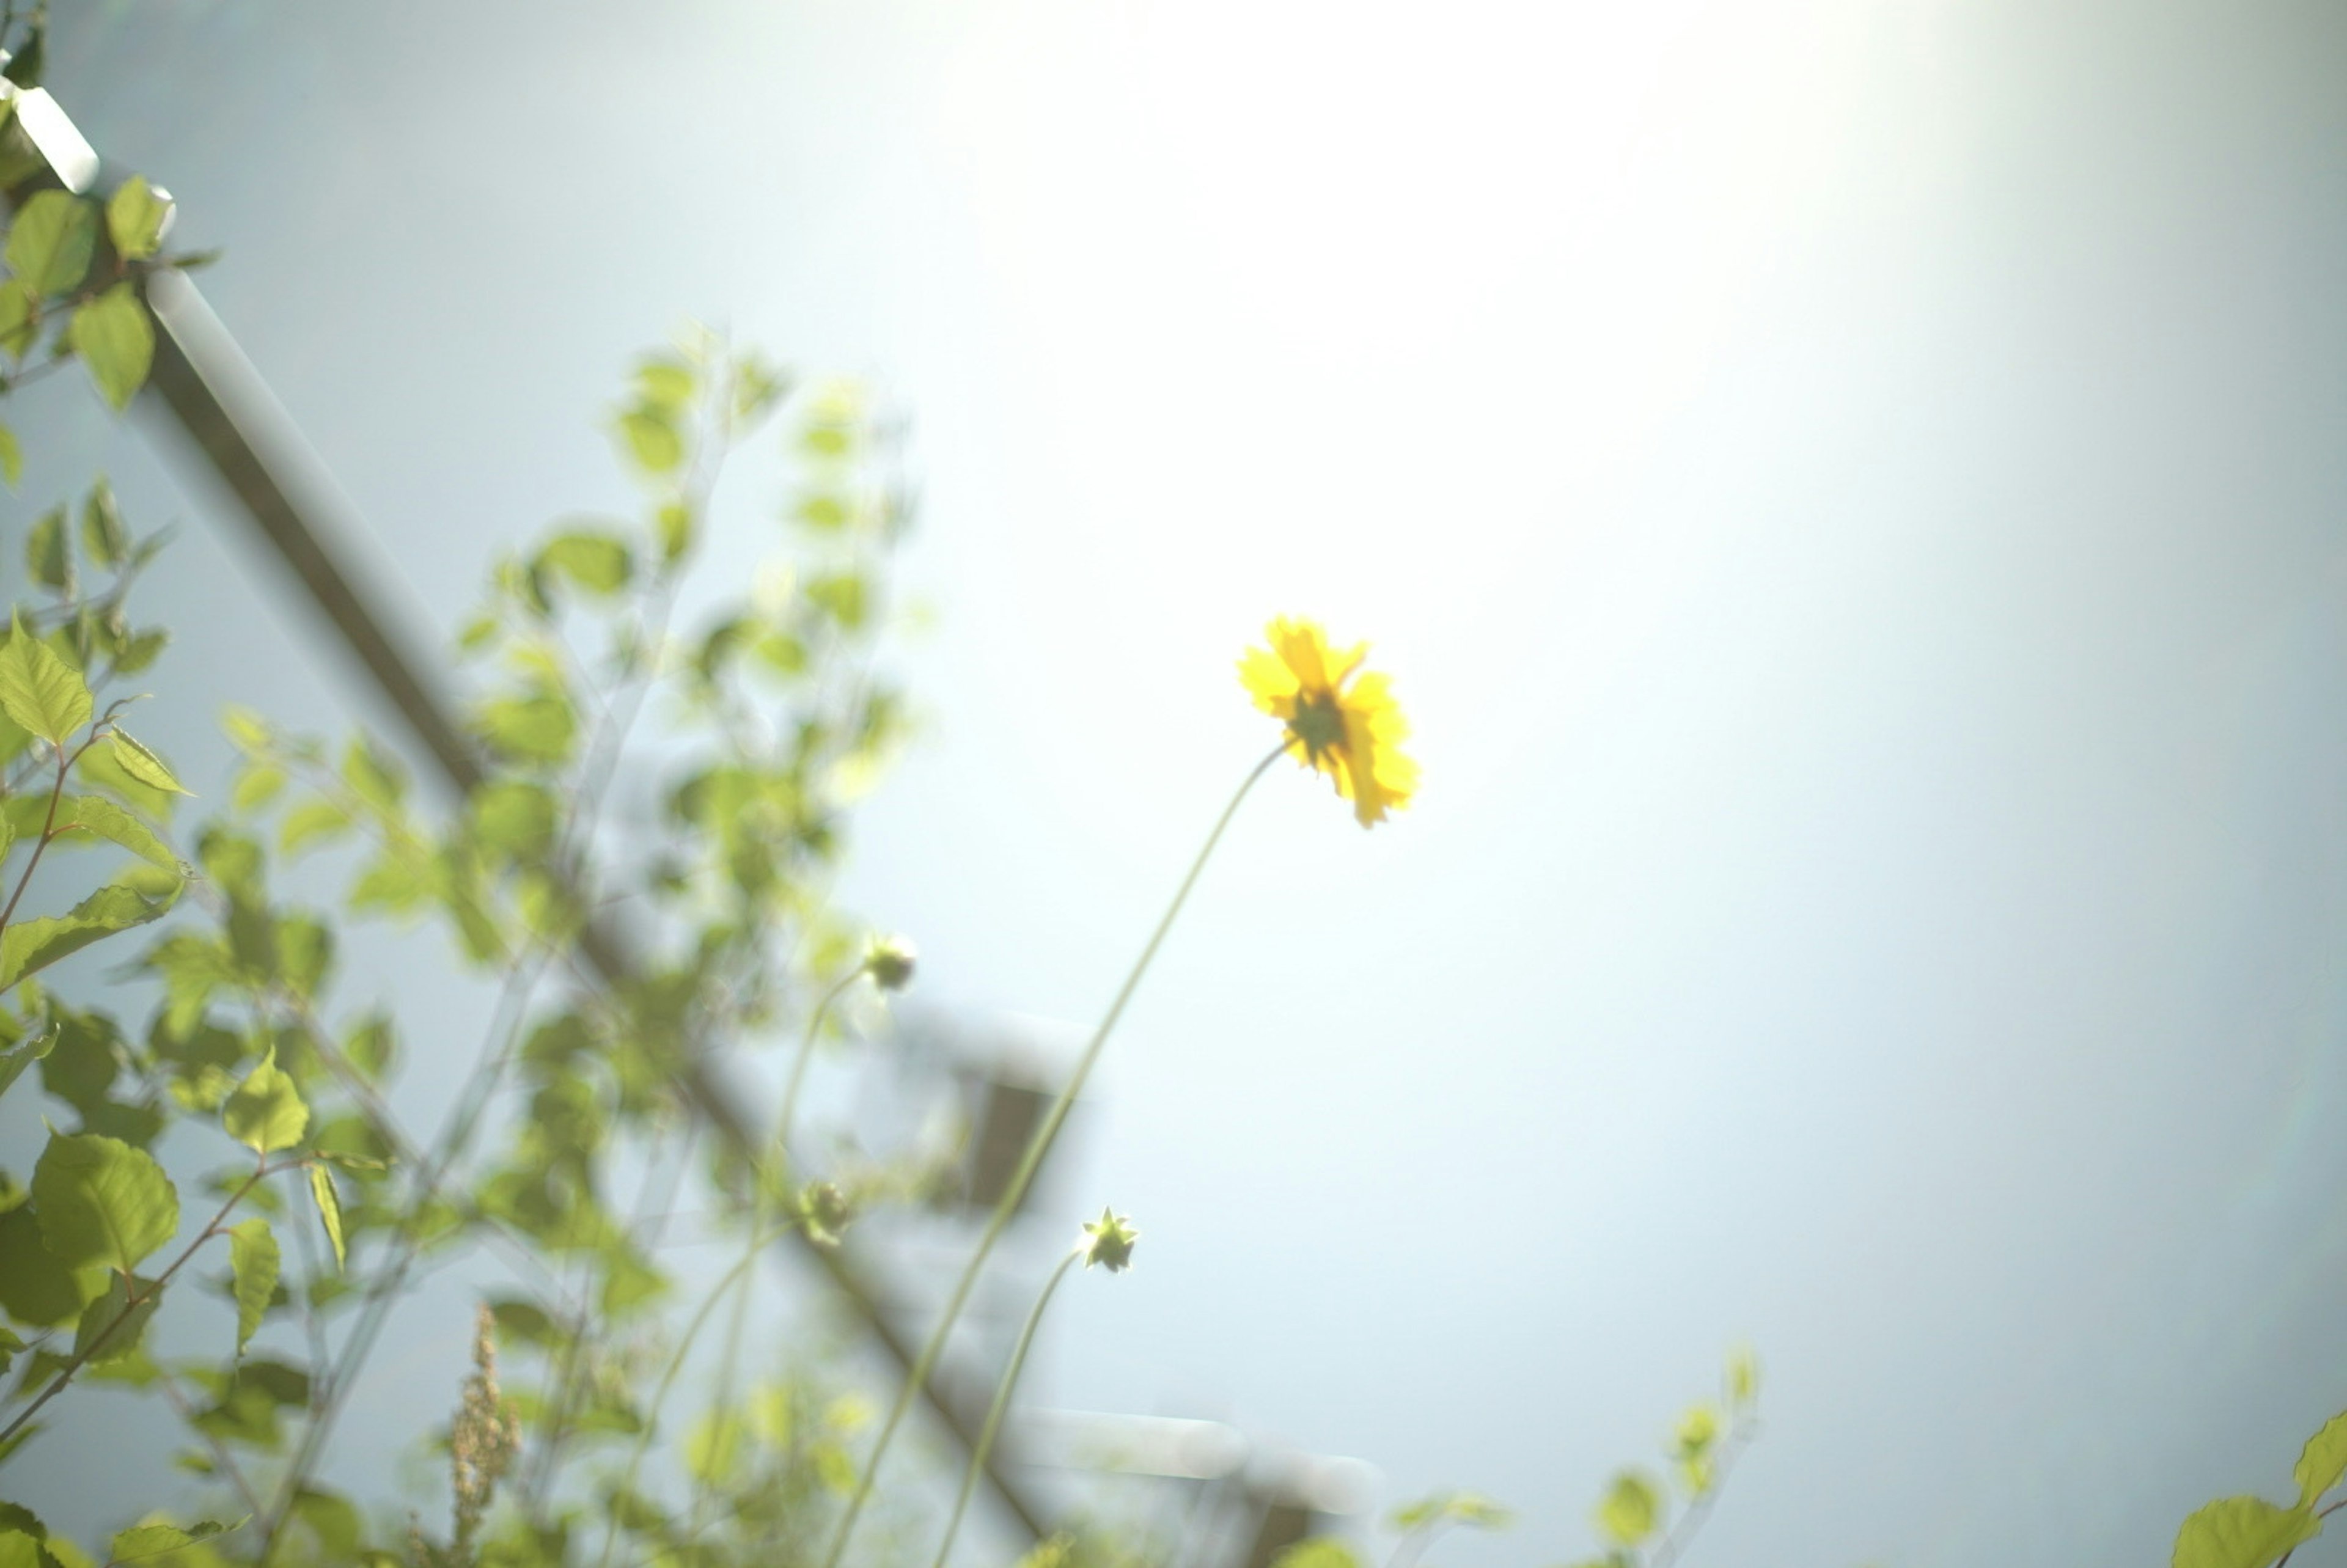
31,1133 -> 178,1273
68,285 -> 153,411
2295,1411 -> 2347,1507
220,1052 -> 306,1156
2172,1498 -> 2321,1568
5,191 -> 94,296
226,1217 -> 276,1355
0,610 -> 92,744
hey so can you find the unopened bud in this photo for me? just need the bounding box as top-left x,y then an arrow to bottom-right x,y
865,937 -> 917,992
801,1179 -> 854,1246
1079,1206 -> 1139,1273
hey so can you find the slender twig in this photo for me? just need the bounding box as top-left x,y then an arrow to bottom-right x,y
0,1154 -> 278,1448
0,745 -> 71,935
2272,1495 -> 2347,1568
1648,1412 -> 1759,1568
820,744 -> 1284,1568
592,1215 -> 802,1568
928,1248 -> 1080,1568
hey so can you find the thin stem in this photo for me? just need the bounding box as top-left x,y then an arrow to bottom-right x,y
592,1217 -> 798,1568
683,961 -> 867,1540
255,947 -> 551,1559
2274,1497 -> 2347,1568
1648,1412 -> 1758,1568
0,745 -> 70,935
820,744 -> 1282,1568
927,1249 -> 1079,1568
0,1154 -> 276,1450
774,966 -> 869,1171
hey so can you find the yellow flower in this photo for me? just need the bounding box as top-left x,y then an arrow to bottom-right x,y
1237,617 -> 1418,827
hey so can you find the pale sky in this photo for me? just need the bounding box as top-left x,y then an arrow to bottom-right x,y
14,2 -> 2347,1564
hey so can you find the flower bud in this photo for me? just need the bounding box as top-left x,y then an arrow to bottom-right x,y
865,936 -> 917,992
1079,1206 -> 1139,1273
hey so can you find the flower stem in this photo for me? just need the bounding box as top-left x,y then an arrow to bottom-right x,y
820,744 -> 1282,1568
928,1249 -> 1079,1568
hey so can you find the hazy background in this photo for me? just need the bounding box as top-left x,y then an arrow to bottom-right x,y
10,1 -> 2347,1563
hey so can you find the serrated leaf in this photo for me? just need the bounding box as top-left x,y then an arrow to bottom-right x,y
68,287 -> 155,412
54,796 -> 182,873
222,1050 -> 307,1155
2173,1497 -> 2321,1568
1596,1471 -> 1663,1547
109,1519 -> 238,1564
73,1270 -> 161,1363
32,1131 -> 178,1272
0,614 -> 92,744
106,729 -> 190,796
5,191 -> 95,295
1,880 -> 176,993
103,175 -> 171,262
307,1163 -> 344,1269
0,424 -> 20,488
79,478 -> 127,567
227,1217 -> 276,1356
2297,1410 -> 2347,1506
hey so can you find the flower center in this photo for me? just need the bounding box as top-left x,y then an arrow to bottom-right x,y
1289,691 -> 1347,758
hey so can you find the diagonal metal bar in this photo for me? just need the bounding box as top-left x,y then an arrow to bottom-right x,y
1,82 -> 1049,1542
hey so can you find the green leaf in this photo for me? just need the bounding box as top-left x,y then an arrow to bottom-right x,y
616,407 -> 683,475
103,176 -> 172,263
633,356 -> 696,410
69,286 -> 155,412
1269,1545 -> 1362,1568
109,1522 -> 240,1564
26,506 -> 69,594
107,728 -> 190,795
0,880 -> 177,992
537,532 -> 633,596
222,1050 -> 307,1155
0,612 -> 92,744
227,1217 -> 276,1356
0,423 -> 20,488
32,1131 -> 179,1272
5,191 -> 96,295
79,478 -> 127,568
1596,1471 -> 1664,1548
0,1530 -> 42,1568
307,1163 -> 344,1269
472,692 -> 577,766
278,798 -> 351,856
0,1201 -> 98,1324
1726,1344 -> 1760,1407
73,1270 -> 161,1363
2173,1498 -> 2321,1568
0,280 -> 34,361
54,796 -> 182,873
656,500 -> 692,562
338,735 -> 406,814
2296,1410 -> 2347,1506
230,763 -> 284,812
0,1027 -> 53,1098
